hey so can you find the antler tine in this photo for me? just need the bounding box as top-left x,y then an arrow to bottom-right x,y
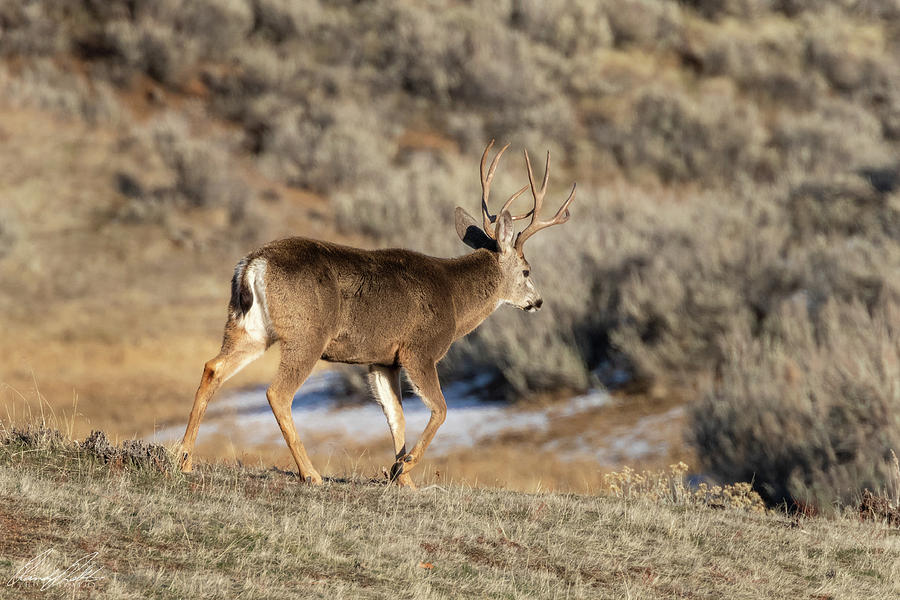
547,183 -> 576,225
515,149 -> 576,253
480,139 -> 504,234
523,149 -> 548,217
480,140 -> 533,238
498,185 -> 531,221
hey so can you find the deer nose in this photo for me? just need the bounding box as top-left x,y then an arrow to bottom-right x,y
534,298 -> 543,309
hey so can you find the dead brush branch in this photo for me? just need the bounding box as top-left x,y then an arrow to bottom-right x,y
858,489 -> 900,527
82,430 -> 173,473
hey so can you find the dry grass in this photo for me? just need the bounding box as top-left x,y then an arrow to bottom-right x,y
1,428 -> 898,599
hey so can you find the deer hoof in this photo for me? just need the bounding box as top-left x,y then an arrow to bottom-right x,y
179,452 -> 193,473
395,473 -> 417,489
303,472 -> 324,485
389,464 -> 417,488
392,453 -> 419,479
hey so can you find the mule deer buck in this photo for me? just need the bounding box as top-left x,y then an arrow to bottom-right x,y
179,141 -> 575,487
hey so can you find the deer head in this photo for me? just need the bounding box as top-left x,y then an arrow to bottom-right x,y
455,140 -> 576,312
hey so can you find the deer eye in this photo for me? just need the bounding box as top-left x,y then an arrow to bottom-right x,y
523,270 -> 530,278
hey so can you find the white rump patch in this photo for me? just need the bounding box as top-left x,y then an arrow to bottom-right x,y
242,258 -> 274,344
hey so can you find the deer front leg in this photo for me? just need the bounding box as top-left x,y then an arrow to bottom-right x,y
393,362 -> 446,479
369,365 -> 416,489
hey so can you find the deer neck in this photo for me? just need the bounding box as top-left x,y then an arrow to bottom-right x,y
447,249 -> 504,340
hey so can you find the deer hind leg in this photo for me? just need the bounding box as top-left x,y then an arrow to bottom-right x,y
393,362 -> 446,479
180,324 -> 266,472
267,342 -> 325,484
369,365 -> 416,489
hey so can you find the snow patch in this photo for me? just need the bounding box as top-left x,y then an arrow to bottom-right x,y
153,371 -> 608,454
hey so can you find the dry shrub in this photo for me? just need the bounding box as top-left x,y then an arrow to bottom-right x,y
773,0 -> 836,16
697,22 -> 821,109
250,0 -> 324,43
804,9 -> 893,93
0,60 -> 122,123
96,0 -> 253,55
0,208 -> 17,259
603,190 -> 791,379
357,2 -> 579,148
609,86 -> 770,185
859,488 -> 900,526
1,427 -> 69,452
787,175 -> 900,241
365,3 -> 467,102
770,99 -> 893,181
333,152 -> 463,249
605,0 -> 683,48
0,1 -> 69,57
256,101 -> 394,193
174,0 -> 255,55
114,115 -> 249,225
453,306 -> 591,396
608,168 -> 899,380
100,19 -> 199,86
604,462 -> 767,512
682,0 -> 774,19
605,463 -> 692,504
151,118 -> 248,212
1,427 -> 174,473
690,299 -> 900,510
82,430 -> 173,472
510,0 -> 615,56
858,450 -> 900,526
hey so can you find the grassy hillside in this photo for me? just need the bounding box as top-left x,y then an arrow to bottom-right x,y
1,428 -> 898,599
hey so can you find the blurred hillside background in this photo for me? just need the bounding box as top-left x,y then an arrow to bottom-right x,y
1,0 -> 899,508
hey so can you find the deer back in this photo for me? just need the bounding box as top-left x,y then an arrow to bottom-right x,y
245,238 -> 501,366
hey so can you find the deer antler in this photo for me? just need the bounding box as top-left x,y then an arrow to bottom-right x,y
480,140 -> 532,239
514,149 -> 576,255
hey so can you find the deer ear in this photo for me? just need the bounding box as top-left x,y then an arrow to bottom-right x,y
495,210 -> 515,248
455,207 -> 498,251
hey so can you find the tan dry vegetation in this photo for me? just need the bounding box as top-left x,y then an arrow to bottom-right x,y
0,429 -> 898,600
